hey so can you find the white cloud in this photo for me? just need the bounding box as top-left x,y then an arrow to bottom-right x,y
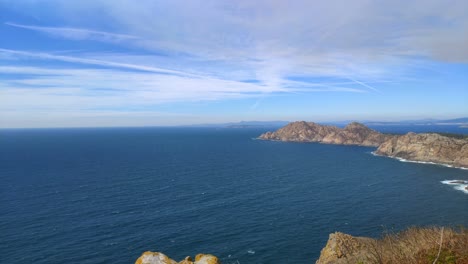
84,0 -> 468,61
0,62 -> 366,112
6,0 -> 451,92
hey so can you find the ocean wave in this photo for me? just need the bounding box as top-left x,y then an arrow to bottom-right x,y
371,152 -> 468,170
441,180 -> 468,194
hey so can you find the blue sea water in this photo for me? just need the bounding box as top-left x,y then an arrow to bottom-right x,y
1,125 -> 467,263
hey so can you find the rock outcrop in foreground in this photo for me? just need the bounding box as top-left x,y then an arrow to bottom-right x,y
375,132 -> 468,168
259,121 -> 468,168
135,252 -> 219,264
316,227 -> 467,264
316,232 -> 375,264
259,121 -> 392,147
136,228 -> 467,264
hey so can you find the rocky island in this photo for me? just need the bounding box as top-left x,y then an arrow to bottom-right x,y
259,121 -> 468,168
258,121 -> 392,147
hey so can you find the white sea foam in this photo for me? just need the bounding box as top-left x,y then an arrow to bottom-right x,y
371,152 -> 468,170
441,180 -> 468,194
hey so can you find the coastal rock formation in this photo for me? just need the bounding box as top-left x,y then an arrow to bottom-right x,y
136,228 -> 467,264
135,252 -> 219,264
316,227 -> 468,264
259,121 -> 468,168
259,121 -> 393,147
375,132 -> 468,168
316,232 -> 374,264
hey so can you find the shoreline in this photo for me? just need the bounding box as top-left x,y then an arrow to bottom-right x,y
258,137 -> 468,170
258,121 -> 468,170
255,137 -> 378,147
370,151 -> 468,171
441,180 -> 468,194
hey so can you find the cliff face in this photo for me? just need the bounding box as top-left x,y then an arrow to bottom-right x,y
375,132 -> 468,168
136,227 -> 467,263
259,121 -> 468,168
136,228 -> 467,263
315,232 -> 374,264
259,121 -> 393,147
316,227 -> 467,264
135,252 -> 219,264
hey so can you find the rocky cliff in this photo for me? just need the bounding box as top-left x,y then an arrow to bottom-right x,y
259,121 -> 468,168
258,121 -> 393,147
375,132 -> 468,168
136,227 -> 467,263
135,251 -> 219,264
316,227 -> 467,264
315,232 -> 375,264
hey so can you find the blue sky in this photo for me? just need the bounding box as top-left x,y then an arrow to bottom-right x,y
0,0 -> 467,128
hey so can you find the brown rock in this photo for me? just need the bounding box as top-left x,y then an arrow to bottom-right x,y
316,227 -> 468,264
375,132 -> 468,168
135,252 -> 219,264
194,254 -> 219,264
316,232 -> 374,264
178,256 -> 194,264
135,251 -> 177,264
259,121 -> 393,147
260,121 -> 468,168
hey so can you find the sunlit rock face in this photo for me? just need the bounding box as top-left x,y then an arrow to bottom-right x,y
259,121 -> 393,147
316,227 -> 468,264
376,132 -> 468,168
135,252 -> 219,264
315,232 -> 374,264
260,121 -> 468,168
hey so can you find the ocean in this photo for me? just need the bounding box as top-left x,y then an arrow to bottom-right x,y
1,125 -> 467,263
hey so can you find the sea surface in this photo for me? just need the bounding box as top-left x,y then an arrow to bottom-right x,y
1,125 -> 467,263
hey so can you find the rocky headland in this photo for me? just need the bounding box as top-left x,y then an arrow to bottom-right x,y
136,227 -> 467,263
315,227 -> 467,264
259,121 -> 468,168
375,132 -> 468,168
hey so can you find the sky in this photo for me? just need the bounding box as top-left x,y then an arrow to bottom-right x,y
0,0 -> 467,128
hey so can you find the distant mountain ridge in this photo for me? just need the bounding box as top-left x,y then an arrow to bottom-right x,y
361,117 -> 468,126
187,121 -> 289,128
187,117 -> 468,128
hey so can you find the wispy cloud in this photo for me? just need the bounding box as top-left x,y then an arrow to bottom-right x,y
0,48 -> 192,76
5,22 -> 139,43
1,0 -> 467,127
0,110 -> 195,128
344,76 -> 381,93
